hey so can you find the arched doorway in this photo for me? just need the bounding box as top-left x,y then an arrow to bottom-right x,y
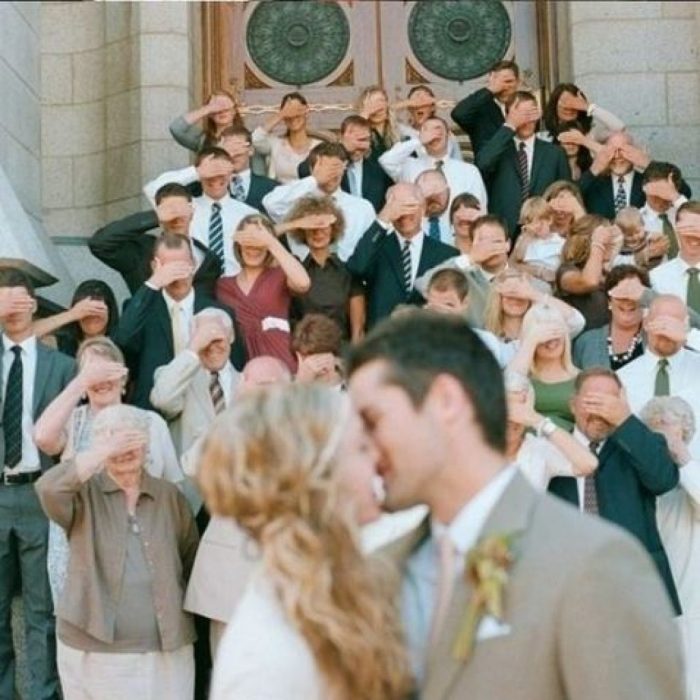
202,0 -> 559,143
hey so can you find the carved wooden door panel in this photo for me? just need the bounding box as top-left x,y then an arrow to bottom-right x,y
208,0 -> 549,132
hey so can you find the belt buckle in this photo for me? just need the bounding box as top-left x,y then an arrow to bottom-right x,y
2,471 -> 13,485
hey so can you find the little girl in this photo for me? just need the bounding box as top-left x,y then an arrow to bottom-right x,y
510,197 -> 565,288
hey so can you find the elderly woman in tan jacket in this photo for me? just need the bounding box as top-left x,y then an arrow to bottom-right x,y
35,404 -> 199,700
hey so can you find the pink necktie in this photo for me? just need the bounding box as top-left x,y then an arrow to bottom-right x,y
429,533 -> 457,647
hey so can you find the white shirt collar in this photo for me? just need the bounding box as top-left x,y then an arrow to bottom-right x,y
162,288 -> 195,315
234,168 -> 251,181
644,346 -> 685,372
201,192 -> 231,208
2,334 -> 36,356
515,135 -> 536,148
573,427 -> 606,453
431,465 -> 517,555
395,230 -> 424,249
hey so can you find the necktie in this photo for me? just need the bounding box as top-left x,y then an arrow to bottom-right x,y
208,202 -> 224,265
654,358 -> 670,397
583,442 -> 599,514
346,165 -> 359,197
434,159 -> 444,174
170,303 -> 185,355
3,346 -> 23,468
209,371 -> 226,414
230,176 -> 246,202
614,176 -> 627,214
428,216 -> 441,241
401,239 -> 413,294
687,268 -> 700,314
658,213 -> 678,259
429,533 -> 457,647
516,142 -> 529,202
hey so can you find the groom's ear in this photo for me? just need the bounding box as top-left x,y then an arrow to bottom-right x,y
427,373 -> 473,427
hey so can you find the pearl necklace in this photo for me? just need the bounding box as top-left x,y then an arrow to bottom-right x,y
607,331 -> 642,363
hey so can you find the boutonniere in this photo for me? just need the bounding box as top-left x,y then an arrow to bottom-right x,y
452,532 -> 516,662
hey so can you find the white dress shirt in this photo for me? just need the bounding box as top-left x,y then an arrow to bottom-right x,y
2,335 -> 40,472
618,348 -> 700,458
515,432 -> 579,491
651,255 -> 700,303
216,361 -> 236,409
572,428 -> 605,509
345,159 -> 364,198
514,135 -> 536,179
163,288 -> 195,352
401,466 -> 516,681
262,176 -> 376,261
640,196 -> 688,235
378,137 -> 488,209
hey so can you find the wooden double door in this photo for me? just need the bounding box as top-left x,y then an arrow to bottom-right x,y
202,0 -> 556,131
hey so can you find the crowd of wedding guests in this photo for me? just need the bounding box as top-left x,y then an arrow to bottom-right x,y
0,57 -> 699,698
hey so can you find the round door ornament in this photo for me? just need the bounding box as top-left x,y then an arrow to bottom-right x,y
408,0 -> 512,82
246,1 -> 350,86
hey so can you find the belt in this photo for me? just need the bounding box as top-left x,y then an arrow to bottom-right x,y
2,470 -> 42,486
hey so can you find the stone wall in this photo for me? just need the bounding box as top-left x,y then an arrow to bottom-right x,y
566,1 -> 700,194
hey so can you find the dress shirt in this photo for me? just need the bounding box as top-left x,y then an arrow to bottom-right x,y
2,335 -> 40,472
572,428 -> 605,510
650,256 -> 700,302
230,169 -> 252,200
378,138 -> 488,209
402,466 -> 516,682
395,230 -> 424,286
346,159 -> 364,198
514,135 -> 536,179
262,176 -> 376,261
611,170 -> 635,208
163,289 -> 195,352
422,213 -> 452,245
516,433 -> 578,491
640,196 -> 688,235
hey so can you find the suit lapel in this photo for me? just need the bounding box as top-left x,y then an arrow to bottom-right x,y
529,140 -> 546,193
386,233 -> 408,292
423,471 -> 538,699
153,294 -> 175,355
33,344 -> 51,417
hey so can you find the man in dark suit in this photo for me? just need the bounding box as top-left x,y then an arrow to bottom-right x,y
0,269 -> 76,700
346,183 -> 457,328
114,233 -> 245,411
549,366 -> 681,614
89,183 -> 222,296
475,91 -> 571,239
297,115 -> 392,212
451,59 -> 519,159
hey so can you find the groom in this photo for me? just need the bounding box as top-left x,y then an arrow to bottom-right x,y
347,311 -> 683,699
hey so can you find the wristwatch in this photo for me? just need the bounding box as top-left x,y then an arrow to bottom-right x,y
536,417 -> 557,439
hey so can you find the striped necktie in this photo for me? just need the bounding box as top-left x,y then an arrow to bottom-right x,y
3,346 -> 23,468
516,142 -> 529,202
209,371 -> 226,414
614,176 -> 627,214
401,239 -> 412,294
583,441 -> 600,514
428,216 -> 441,241
230,176 -> 246,202
208,202 -> 224,265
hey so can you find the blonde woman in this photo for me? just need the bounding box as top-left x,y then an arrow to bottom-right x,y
358,86 -> 401,161
199,384 -> 412,700
507,303 -> 580,431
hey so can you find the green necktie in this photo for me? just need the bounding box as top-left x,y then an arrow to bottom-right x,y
659,213 -> 679,259
687,268 -> 700,314
654,358 -> 670,397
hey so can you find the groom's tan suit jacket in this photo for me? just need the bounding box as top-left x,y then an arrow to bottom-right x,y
383,471 -> 685,700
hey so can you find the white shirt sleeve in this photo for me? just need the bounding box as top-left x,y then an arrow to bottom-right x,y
378,137 -> 422,182
261,176 -> 320,222
679,459 -> 700,514
143,165 -> 199,207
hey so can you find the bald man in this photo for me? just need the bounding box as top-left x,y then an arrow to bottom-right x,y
347,183 -> 457,327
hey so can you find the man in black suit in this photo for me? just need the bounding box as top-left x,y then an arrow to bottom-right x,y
297,115 -> 392,212
89,183 -> 222,296
578,132 -> 646,219
114,233 -> 245,411
0,269 -> 76,700
549,366 -> 681,614
475,91 -> 571,239
346,183 -> 457,328
451,59 -> 519,159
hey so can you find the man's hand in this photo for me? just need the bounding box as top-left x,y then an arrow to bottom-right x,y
196,155 -> 234,181
470,238 -> 509,265
505,100 -> 541,130
0,288 -> 34,320
487,70 -> 518,97
296,353 -> 338,383
589,143 -> 615,176
643,175 -> 680,203
620,142 -> 650,170
156,198 -> 193,225
419,121 -> 443,149
580,390 -> 631,428
645,315 -> 688,344
378,195 -> 421,225
312,156 -> 345,190
148,259 -> 194,290
188,320 -> 228,354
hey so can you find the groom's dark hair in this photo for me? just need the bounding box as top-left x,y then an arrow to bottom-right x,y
346,310 -> 507,451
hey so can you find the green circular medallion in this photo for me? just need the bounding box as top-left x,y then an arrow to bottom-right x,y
408,0 -> 512,82
246,1 -> 350,86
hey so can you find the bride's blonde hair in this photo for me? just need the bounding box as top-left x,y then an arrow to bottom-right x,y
198,384 -> 412,699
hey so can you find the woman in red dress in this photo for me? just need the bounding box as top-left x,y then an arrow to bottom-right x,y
216,214 -> 310,372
